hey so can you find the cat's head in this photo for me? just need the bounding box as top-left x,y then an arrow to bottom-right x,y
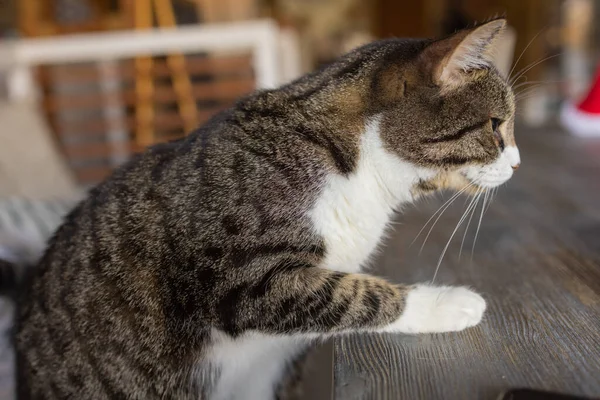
370,18 -> 518,195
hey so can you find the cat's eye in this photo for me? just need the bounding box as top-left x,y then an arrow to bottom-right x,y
490,118 -> 501,132
490,118 -> 505,150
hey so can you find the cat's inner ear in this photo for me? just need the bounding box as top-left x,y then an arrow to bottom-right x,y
421,18 -> 506,89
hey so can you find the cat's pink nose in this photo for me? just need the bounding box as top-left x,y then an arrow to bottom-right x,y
504,147 -> 521,171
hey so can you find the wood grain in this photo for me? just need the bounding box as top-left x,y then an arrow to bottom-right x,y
334,127 -> 600,400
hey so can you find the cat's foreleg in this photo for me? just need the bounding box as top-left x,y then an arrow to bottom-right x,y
217,266 -> 486,335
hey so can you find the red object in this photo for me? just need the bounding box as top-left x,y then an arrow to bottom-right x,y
577,65 -> 600,114
561,65 -> 600,137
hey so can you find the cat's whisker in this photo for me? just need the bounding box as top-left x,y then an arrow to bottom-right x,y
515,97 -> 540,106
509,53 -> 562,88
512,79 -> 563,92
515,90 -> 542,102
470,189 -> 490,263
458,191 -> 479,260
410,182 -> 473,248
515,92 -> 546,105
515,84 -> 554,100
507,27 -> 547,85
431,189 -> 482,283
462,193 -> 471,205
514,83 -> 548,98
484,187 -> 496,214
515,89 -> 551,105
418,177 -> 488,254
515,94 -> 542,104
417,184 -> 475,255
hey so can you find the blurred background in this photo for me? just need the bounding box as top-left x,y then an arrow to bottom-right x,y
0,0 -> 597,196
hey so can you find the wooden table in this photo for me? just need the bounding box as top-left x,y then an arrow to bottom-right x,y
333,127 -> 600,400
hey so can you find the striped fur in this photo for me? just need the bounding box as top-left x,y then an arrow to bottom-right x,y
14,19 -> 517,399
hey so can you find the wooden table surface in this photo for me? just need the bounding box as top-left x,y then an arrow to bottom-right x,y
333,127 -> 600,400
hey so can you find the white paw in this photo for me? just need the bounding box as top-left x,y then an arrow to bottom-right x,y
382,285 -> 486,334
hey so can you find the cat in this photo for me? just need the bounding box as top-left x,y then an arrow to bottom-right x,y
14,18 -> 519,400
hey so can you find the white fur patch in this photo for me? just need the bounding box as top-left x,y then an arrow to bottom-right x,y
461,146 -> 518,188
382,285 -> 486,334
504,146 -> 520,167
206,331 -> 309,400
310,117 -> 435,273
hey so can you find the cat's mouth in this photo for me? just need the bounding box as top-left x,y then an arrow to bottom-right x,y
459,148 -> 520,189
457,176 -> 489,194
416,172 -> 480,195
415,165 -> 514,198
432,171 -> 507,194
460,166 -> 514,190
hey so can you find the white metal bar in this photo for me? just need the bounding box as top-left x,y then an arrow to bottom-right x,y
0,19 -> 294,101
251,21 -> 280,88
5,66 -> 37,102
278,28 -> 302,84
0,19 -> 279,70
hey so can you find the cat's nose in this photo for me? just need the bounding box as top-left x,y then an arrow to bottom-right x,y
504,146 -> 520,171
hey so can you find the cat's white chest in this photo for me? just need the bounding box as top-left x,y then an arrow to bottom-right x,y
310,119 -> 435,273
310,172 -> 397,272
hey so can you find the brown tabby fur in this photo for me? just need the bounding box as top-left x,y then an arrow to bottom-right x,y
15,18 -> 515,399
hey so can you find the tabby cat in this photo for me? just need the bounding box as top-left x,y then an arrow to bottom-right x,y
15,18 -> 519,399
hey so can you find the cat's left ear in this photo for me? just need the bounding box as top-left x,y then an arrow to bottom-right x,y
420,18 -> 506,89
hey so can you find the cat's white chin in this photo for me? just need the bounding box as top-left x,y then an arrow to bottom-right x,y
461,146 -> 520,188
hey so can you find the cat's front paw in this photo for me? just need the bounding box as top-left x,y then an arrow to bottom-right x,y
383,285 -> 486,334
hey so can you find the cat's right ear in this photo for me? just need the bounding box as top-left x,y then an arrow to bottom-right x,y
419,18 -> 506,90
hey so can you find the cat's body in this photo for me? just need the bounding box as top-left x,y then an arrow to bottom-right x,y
15,19 -> 519,399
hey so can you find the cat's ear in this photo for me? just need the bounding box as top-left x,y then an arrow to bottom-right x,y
420,18 -> 506,89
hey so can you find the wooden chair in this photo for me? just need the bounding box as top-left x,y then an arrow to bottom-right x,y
0,21 -> 300,185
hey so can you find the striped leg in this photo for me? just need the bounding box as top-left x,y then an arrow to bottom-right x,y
215,265 -> 486,335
